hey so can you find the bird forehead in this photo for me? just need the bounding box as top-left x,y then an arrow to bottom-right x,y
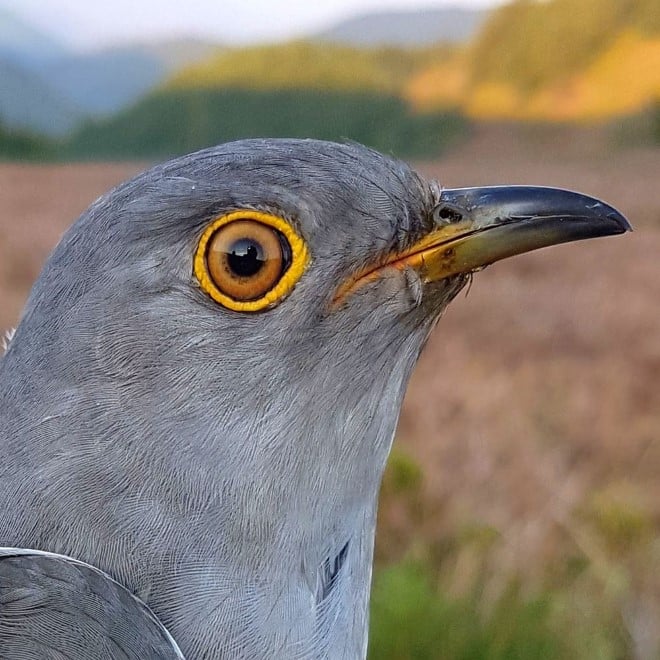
118,140 -> 431,264
163,139 -> 425,214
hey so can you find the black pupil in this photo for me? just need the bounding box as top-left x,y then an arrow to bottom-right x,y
227,238 -> 265,277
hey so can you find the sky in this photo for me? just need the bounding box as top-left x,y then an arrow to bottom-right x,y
1,0 -> 504,51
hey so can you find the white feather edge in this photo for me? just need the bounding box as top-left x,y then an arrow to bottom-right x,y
0,547 -> 186,658
2,328 -> 15,353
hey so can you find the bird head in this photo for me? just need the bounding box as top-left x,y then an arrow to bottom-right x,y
2,139 -> 629,623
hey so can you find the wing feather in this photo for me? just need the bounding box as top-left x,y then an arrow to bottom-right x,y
0,548 -> 184,659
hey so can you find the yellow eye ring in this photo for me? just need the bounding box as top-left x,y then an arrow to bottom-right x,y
194,211 -> 310,312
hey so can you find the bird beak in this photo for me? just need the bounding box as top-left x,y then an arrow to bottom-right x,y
332,186 -> 631,306
400,186 -> 631,282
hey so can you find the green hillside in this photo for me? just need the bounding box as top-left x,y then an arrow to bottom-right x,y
0,121 -> 55,160
407,0 -> 660,120
166,41 -> 446,94
64,40 -> 464,161
469,0 -> 660,92
66,88 -> 467,160
6,0 -> 659,162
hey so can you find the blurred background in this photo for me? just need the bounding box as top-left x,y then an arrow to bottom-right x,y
1,0 -> 659,657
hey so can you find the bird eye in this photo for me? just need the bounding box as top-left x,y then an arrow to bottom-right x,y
194,211 -> 310,312
207,220 -> 289,300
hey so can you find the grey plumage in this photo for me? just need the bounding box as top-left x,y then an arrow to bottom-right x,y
0,549 -> 184,658
0,139 -> 629,659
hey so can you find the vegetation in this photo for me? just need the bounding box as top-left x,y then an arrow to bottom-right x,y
63,43 -> 464,161
65,89 -> 468,160
163,0 -> 660,123
62,0 -> 658,164
368,560 -> 630,660
167,42 -> 451,95
407,0 -> 660,120
368,449 -> 642,659
0,122 -> 55,160
469,0 -> 660,92
370,564 -> 561,660
3,0 -> 658,160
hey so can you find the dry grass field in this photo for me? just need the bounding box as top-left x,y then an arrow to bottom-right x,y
1,124 -> 659,657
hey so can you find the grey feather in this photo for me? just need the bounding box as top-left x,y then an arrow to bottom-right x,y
0,548 -> 184,658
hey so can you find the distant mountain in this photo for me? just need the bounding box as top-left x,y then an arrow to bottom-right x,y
316,7 -> 488,47
130,39 -> 223,72
0,59 -> 83,136
0,24 -> 221,134
37,40 -> 220,116
0,7 -> 68,68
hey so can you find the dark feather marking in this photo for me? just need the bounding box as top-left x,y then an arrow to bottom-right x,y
317,541 -> 350,603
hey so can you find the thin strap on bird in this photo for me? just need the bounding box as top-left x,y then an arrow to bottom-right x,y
0,547 -> 185,659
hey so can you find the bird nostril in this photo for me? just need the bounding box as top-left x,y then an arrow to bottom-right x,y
434,205 -> 463,225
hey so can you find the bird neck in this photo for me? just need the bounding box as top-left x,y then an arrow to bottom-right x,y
0,316 -> 420,658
